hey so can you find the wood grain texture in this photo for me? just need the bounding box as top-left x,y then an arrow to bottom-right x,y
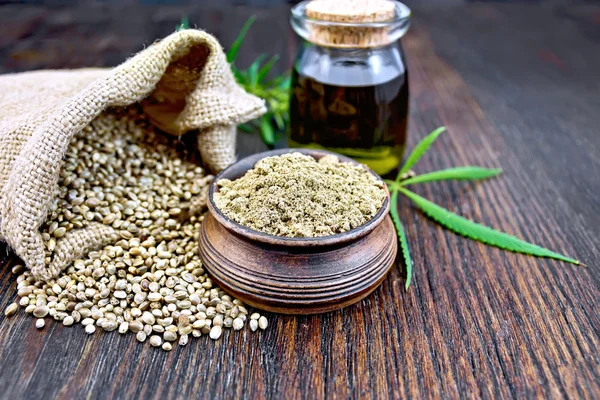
200,213 -> 397,314
0,2 -> 599,399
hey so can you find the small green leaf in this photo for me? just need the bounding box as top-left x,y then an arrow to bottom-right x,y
248,55 -> 266,87
278,76 -> 291,90
390,191 -> 413,289
226,16 -> 290,144
398,187 -> 581,265
273,113 -> 285,130
400,167 -> 503,186
269,76 -> 284,87
237,123 -> 254,133
176,16 -> 189,31
398,126 -> 447,180
227,16 -> 256,63
260,115 -> 275,146
230,65 -> 246,84
258,55 -> 280,83
271,75 -> 291,90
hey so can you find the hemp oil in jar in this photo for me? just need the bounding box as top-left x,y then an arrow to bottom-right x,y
289,0 -> 411,175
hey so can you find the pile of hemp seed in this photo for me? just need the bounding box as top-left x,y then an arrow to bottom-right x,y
3,108 -> 267,351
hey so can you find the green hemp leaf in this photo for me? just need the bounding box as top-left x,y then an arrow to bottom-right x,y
389,127 -> 581,290
227,17 -> 290,147
177,16 -> 290,146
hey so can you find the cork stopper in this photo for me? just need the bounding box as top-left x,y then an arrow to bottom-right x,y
305,0 -> 397,48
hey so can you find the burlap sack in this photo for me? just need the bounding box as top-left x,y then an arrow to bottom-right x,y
0,29 -> 266,281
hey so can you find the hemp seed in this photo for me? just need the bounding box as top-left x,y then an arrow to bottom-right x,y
11,111 -> 266,352
209,325 -> 222,340
4,303 -> 18,317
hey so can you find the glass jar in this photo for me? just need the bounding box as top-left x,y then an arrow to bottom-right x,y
288,0 -> 411,175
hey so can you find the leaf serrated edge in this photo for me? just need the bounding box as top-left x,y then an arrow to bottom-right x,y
390,191 -> 413,289
398,187 -> 581,265
247,54 -> 266,88
176,16 -> 189,32
260,115 -> 275,146
400,166 -> 503,186
398,126 -> 446,178
227,16 -> 256,63
258,55 -> 280,83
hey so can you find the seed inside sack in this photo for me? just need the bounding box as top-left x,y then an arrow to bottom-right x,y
11,109 -> 267,351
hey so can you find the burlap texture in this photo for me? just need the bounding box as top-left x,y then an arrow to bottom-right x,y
0,29 -> 266,280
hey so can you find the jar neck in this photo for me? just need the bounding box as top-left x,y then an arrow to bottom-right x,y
294,40 -> 406,87
301,40 -> 399,55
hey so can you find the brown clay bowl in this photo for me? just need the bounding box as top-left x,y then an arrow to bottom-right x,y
198,148 -> 397,314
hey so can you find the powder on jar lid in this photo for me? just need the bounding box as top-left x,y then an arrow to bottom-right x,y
214,152 -> 386,238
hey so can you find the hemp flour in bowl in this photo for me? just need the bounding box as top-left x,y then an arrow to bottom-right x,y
213,152 -> 387,238
199,148 -> 397,314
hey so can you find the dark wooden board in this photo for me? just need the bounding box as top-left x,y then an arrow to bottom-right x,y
0,2 -> 599,399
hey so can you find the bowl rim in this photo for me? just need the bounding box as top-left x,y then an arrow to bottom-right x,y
207,148 -> 391,247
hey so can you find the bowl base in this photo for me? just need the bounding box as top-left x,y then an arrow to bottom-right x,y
199,212 -> 398,315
